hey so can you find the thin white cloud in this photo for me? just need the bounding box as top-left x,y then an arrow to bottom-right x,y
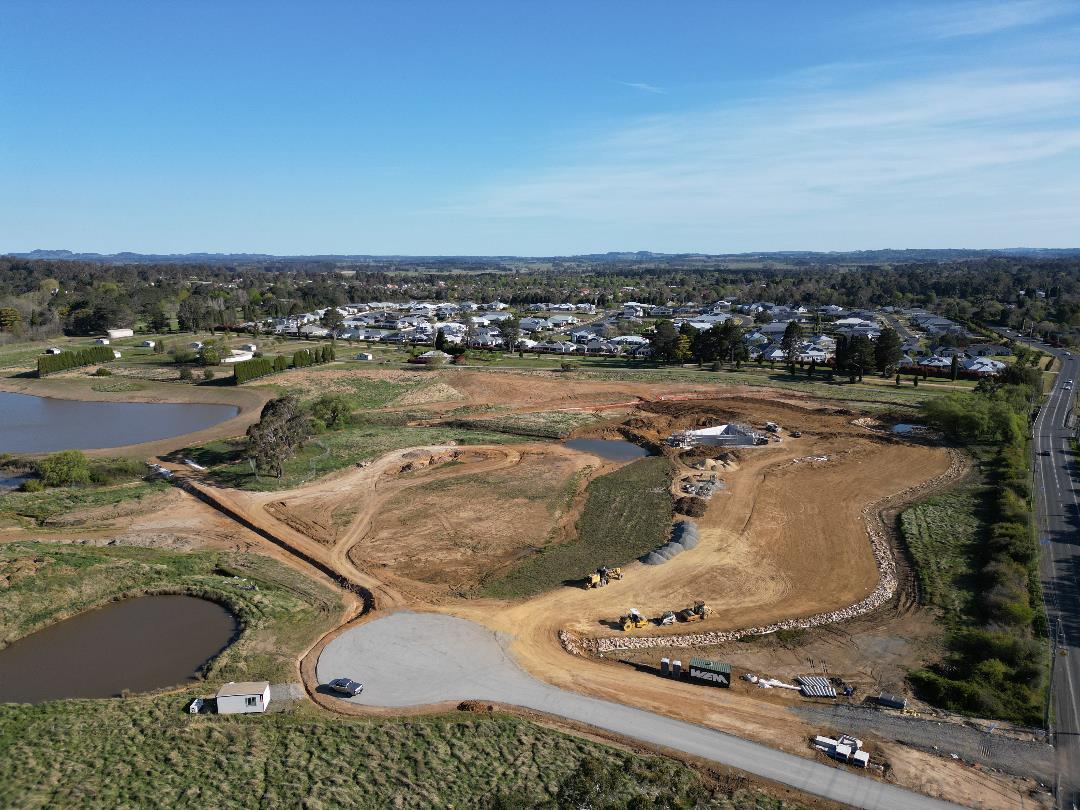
618,81 -> 666,95
903,0 -> 1071,39
437,67 -> 1080,250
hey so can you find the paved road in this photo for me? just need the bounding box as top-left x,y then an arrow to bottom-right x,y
318,612 -> 961,810
1030,345 -> 1080,808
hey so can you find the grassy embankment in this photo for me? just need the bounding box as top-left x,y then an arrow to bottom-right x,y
0,480 -> 169,528
0,542 -> 811,810
904,371 -> 1047,725
484,456 -> 674,599
901,485 -> 985,622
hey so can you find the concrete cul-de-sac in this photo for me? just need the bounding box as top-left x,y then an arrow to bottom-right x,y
317,612 -> 961,810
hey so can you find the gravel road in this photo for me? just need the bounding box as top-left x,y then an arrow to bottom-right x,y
795,704 -> 1053,784
317,612 -> 962,810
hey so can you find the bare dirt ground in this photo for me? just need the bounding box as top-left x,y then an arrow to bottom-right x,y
2,368 -> 1040,809
357,446 -> 594,595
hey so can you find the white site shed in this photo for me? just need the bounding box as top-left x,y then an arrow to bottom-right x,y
107,328 -> 134,340
216,681 -> 271,714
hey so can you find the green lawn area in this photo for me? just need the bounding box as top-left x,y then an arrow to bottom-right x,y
900,485 -> 986,623
0,541 -> 341,682
484,456 -> 674,599
0,699 -> 809,810
184,421 -> 530,492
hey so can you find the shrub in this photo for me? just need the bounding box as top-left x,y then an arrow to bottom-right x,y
199,347 -> 221,366
36,450 -> 92,487
92,367 -> 112,376
178,367 -> 194,381
309,394 -> 352,430
203,368 -> 215,381
19,479 -> 44,493
36,346 -> 115,377
273,355 -> 288,373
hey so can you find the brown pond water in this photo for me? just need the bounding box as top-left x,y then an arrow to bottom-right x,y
563,438 -> 650,461
0,595 -> 238,703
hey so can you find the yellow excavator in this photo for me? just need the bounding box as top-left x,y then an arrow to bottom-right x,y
620,608 -> 649,631
677,601 -> 711,623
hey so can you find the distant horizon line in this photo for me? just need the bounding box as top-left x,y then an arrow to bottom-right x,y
6,246 -> 1080,262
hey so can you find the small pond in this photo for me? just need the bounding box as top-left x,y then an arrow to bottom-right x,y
0,595 -> 239,704
0,391 -> 238,453
563,438 -> 650,461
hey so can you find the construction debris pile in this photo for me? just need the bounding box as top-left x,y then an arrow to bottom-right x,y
588,451 -> 967,652
642,520 -> 699,565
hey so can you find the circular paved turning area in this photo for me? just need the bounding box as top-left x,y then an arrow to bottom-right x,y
318,612 -> 960,810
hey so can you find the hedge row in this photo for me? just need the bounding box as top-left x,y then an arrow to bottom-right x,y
36,346 -> 115,377
232,345 -> 335,384
912,377 -> 1046,725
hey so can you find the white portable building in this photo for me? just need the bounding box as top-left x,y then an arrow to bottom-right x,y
216,681 -> 271,714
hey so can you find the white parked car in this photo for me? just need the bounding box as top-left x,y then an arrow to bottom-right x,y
327,678 -> 364,696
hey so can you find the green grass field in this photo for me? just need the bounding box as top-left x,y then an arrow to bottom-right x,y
900,485 -> 986,623
484,456 -> 674,599
0,698 -> 810,810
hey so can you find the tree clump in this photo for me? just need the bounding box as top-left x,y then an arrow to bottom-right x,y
244,395 -> 312,479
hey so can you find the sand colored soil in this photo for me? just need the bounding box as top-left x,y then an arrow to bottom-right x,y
358,447 -> 593,593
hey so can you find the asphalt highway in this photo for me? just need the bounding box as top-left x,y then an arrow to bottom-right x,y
1031,345 -> 1080,808
319,612 -> 961,810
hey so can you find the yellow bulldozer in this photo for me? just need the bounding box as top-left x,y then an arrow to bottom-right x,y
583,566 -> 624,589
620,608 -> 649,631
677,601 -> 711,623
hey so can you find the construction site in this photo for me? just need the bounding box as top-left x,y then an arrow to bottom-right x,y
7,366 -> 1053,809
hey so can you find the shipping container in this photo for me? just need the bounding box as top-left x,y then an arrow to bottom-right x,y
688,658 -> 731,687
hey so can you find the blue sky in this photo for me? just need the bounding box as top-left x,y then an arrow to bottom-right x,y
3,0 -> 1079,254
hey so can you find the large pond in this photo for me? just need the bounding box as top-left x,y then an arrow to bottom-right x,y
0,595 -> 239,704
563,438 -> 651,461
0,391 -> 238,453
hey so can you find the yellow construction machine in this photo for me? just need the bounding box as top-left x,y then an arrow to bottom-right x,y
677,601 -> 711,623
583,566 -> 625,589
620,608 -> 649,631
